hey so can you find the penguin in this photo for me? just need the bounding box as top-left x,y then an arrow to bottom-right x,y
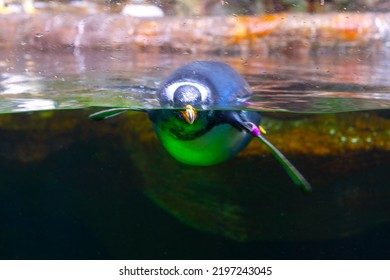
90,61 -> 311,192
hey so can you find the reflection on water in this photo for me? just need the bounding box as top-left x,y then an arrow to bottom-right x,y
1,49 -> 390,113
0,50 -> 389,259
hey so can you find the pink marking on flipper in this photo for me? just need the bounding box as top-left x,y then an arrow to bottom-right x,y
245,122 -> 260,137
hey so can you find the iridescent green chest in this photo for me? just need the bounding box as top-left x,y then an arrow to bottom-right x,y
153,122 -> 252,166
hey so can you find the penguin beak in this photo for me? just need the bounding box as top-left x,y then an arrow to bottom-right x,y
180,104 -> 197,124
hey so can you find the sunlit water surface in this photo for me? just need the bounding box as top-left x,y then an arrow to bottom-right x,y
1,49 -> 390,113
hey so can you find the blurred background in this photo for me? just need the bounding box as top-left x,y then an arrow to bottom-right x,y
2,0 -> 390,15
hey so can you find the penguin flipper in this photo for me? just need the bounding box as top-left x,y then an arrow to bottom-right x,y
222,113 -> 312,192
89,108 -> 146,120
255,132 -> 312,192
218,110 -> 260,131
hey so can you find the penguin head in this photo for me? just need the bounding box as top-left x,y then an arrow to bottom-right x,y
156,61 -> 253,127
158,77 -> 215,126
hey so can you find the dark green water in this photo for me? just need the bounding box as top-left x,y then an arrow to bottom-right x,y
0,133 -> 387,259
0,50 -> 389,259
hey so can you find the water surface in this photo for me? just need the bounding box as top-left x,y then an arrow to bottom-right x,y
1,49 -> 390,113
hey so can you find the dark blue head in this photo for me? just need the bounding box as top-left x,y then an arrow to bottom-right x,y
158,61 -> 253,112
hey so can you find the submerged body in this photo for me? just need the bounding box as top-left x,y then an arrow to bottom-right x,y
149,110 -> 259,166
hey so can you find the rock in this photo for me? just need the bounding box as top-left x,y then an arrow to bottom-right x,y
0,13 -> 389,53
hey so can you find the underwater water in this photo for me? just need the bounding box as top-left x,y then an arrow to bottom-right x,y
0,49 -> 389,259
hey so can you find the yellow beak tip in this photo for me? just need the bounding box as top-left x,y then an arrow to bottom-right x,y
181,105 -> 197,124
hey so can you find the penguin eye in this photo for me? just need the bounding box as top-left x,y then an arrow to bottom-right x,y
164,81 -> 210,103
